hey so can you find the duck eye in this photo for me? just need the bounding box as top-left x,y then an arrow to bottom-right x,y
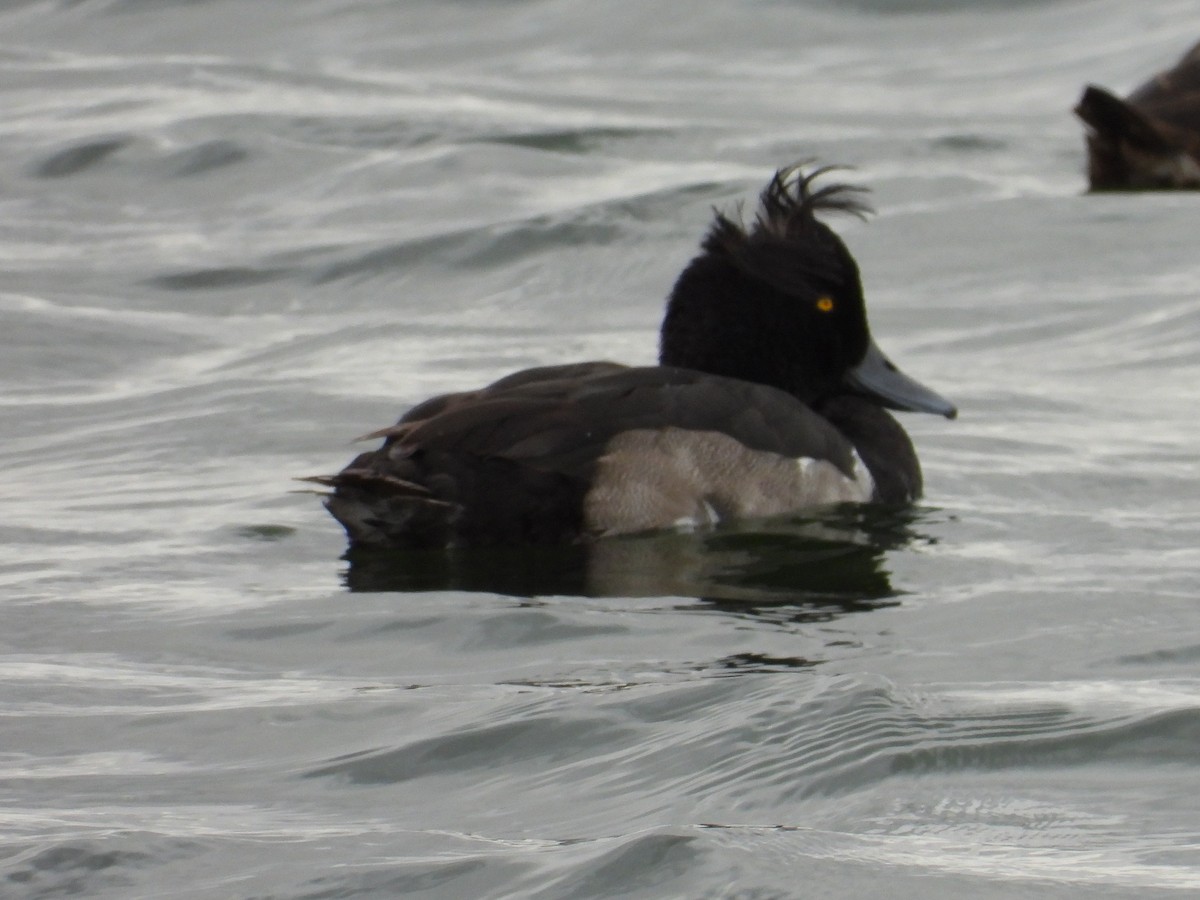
816,296 -> 835,313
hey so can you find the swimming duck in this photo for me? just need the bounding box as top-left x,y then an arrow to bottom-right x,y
1076,39 -> 1200,190
313,165 -> 956,549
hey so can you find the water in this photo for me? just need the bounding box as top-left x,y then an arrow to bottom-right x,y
3,0 -> 1200,896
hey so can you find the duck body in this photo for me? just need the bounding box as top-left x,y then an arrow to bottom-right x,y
316,166 -> 955,549
325,362 -> 915,548
1076,39 -> 1200,190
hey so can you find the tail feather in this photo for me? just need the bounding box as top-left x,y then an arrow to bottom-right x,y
317,469 -> 460,549
305,469 -> 436,497
311,451 -> 589,548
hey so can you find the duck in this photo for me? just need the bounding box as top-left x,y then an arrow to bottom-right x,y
1075,39 -> 1200,190
311,164 -> 956,549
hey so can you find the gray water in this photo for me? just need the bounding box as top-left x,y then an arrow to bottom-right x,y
3,0 -> 1200,897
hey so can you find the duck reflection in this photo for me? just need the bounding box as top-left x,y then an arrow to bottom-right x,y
342,505 -> 929,621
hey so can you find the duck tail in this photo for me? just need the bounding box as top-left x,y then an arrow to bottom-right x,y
303,470 -> 460,549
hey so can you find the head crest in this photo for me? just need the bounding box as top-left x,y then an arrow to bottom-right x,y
754,163 -> 872,238
700,162 -> 872,294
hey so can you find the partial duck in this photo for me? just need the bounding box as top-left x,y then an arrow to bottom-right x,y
1076,39 -> 1200,190
312,165 -> 956,549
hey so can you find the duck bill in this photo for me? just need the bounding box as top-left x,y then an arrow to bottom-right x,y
844,340 -> 957,419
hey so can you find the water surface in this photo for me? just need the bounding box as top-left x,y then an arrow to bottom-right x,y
2,0 -> 1199,897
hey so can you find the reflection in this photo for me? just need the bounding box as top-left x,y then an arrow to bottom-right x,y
343,505 -> 932,620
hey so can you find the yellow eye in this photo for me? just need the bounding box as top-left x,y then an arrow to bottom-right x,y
816,296 -> 835,313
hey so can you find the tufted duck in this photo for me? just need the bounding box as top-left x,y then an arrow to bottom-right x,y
1076,39 -> 1200,190
312,165 -> 956,548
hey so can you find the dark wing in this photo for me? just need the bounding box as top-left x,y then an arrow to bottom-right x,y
382,361 -> 631,436
374,363 -> 856,475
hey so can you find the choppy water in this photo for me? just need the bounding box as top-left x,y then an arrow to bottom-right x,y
3,0 -> 1200,897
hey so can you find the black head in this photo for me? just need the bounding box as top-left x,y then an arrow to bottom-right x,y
659,164 -> 955,418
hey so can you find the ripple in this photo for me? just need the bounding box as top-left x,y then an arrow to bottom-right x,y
165,138 -> 249,177
0,657 -> 403,716
32,136 -> 131,177
4,843 -> 151,899
337,673 -> 1200,837
528,830 -> 700,900
311,216 -> 628,285
678,677 -> 1200,805
1116,644 -> 1200,667
147,265 -> 295,291
696,820 -> 1200,891
476,125 -> 667,154
928,133 -> 1008,152
306,715 -> 639,785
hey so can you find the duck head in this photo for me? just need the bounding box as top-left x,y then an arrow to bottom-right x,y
659,164 -> 956,419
